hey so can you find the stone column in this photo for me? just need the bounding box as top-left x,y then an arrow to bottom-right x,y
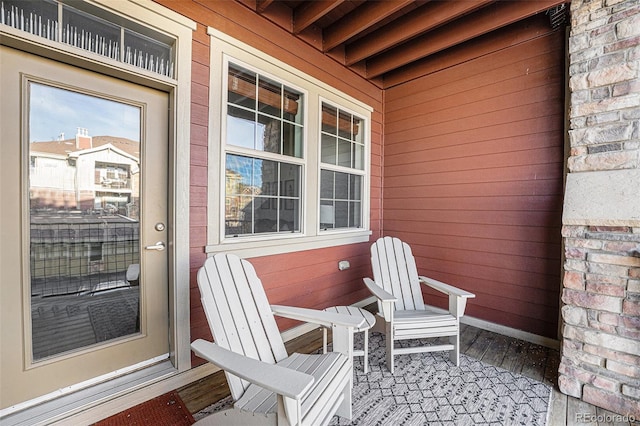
561,0 -> 640,417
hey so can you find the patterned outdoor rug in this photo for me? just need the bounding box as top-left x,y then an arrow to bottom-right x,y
195,333 -> 552,425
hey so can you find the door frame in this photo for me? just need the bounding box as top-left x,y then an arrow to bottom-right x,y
0,0 -> 195,421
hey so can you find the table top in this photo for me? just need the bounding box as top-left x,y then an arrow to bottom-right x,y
323,306 -> 376,332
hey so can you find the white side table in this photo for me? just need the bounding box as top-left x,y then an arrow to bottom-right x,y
322,306 -> 376,373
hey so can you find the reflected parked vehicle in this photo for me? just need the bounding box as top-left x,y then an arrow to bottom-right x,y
104,204 -> 118,214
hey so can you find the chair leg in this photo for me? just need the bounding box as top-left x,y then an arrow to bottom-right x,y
323,327 -> 328,354
363,330 -> 369,374
335,376 -> 353,421
385,321 -> 394,374
449,333 -> 460,366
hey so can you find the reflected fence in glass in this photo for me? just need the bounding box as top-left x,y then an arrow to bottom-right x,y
28,81 -> 143,361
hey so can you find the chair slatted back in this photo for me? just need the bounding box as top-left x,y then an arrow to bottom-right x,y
371,237 -> 425,311
197,253 -> 288,400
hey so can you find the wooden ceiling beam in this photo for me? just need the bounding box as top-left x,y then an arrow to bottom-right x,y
293,0 -> 346,34
366,0 -> 568,78
256,0 -> 275,13
322,0 -> 414,52
345,0 -> 495,66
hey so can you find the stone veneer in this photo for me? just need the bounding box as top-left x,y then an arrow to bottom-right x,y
561,0 -> 640,417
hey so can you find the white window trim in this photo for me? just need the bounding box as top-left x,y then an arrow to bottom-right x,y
207,28 -> 372,258
317,97 -> 369,234
222,56 -> 309,239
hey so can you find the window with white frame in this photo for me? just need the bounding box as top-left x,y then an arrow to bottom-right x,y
319,103 -> 365,231
208,29 -> 372,256
224,63 -> 304,237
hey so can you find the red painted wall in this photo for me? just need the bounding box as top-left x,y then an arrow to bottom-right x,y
383,16 -> 565,338
155,1 -> 565,356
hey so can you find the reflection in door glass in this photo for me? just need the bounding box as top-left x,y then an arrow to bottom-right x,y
29,82 -> 142,360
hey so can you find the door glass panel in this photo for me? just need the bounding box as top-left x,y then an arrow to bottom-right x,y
29,82 -> 142,361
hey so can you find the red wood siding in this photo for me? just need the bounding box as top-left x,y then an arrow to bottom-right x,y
383,24 -> 565,338
153,1 -> 384,365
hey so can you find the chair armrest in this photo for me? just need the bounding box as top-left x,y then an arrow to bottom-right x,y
419,276 -> 475,318
363,277 -> 396,323
191,339 -> 313,400
418,276 -> 475,299
271,305 -> 365,329
363,277 -> 397,303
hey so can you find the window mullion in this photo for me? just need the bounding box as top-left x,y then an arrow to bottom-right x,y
226,146 -> 305,165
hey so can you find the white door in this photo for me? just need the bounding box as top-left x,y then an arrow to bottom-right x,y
0,46 -> 170,409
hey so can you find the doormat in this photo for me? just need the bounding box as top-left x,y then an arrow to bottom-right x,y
196,333 -> 552,425
94,391 -> 194,426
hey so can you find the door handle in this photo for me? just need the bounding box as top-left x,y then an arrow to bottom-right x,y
145,241 -> 166,251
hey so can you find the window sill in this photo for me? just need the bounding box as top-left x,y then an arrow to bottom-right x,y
205,230 -> 372,258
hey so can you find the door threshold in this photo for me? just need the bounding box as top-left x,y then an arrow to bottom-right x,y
1,359 -> 177,426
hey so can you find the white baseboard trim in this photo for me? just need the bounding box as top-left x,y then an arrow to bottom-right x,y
460,316 -> 560,350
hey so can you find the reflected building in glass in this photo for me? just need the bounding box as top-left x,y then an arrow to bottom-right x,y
29,127 -> 142,360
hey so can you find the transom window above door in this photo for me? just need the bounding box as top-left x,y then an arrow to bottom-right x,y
1,0 -> 175,78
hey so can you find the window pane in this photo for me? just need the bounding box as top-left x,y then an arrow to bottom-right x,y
226,154 -> 253,194
228,65 -> 256,109
28,82 -> 144,359
258,76 -> 282,117
335,201 -> 348,228
320,200 -> 334,229
322,104 -> 337,133
349,201 -> 361,227
282,122 -> 303,158
320,170 -> 334,199
284,88 -> 303,124
228,195 -> 252,235
337,138 -> 351,168
280,163 -> 300,196
353,116 -> 363,143
255,159 -> 278,195
321,134 -> 337,165
335,172 -> 349,200
227,106 -> 255,149
228,63 -> 303,159
225,154 -> 300,237
321,102 -> 366,188
338,111 -> 351,139
257,113 -> 281,153
353,143 -> 364,170
350,175 -> 362,201
254,197 -> 278,234
279,199 -> 299,232
319,170 -> 362,231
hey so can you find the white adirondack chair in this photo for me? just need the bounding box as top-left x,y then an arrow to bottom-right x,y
364,237 -> 475,373
191,253 -> 364,426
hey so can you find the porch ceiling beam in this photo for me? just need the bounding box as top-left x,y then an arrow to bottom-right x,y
322,0 -> 414,52
256,0 -> 275,13
294,0 -> 346,34
345,0 -> 495,66
366,0 -> 568,78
